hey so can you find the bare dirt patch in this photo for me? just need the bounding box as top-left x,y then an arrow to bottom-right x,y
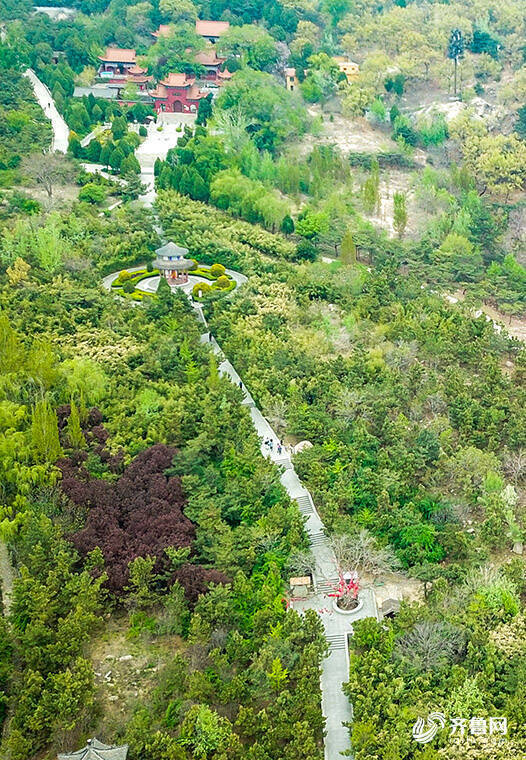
302,106 -> 397,156
89,615 -> 184,736
363,168 -> 422,238
367,571 -> 424,608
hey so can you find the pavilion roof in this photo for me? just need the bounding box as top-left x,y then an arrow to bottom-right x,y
195,20 -> 230,37
58,739 -> 128,760
155,241 -> 190,258
98,47 -> 136,63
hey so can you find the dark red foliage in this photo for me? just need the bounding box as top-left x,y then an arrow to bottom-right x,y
174,564 -> 229,604
62,445 -> 203,596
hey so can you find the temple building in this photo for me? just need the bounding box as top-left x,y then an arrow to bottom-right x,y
152,20 -> 230,44
150,72 -> 207,113
58,738 -> 128,760
285,67 -> 299,92
194,48 -> 232,83
98,48 -> 137,80
125,64 -> 153,91
195,19 -> 230,43
153,242 -> 195,284
333,56 -> 360,81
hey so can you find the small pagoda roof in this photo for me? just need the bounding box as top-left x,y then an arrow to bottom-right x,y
153,242 -> 195,269
98,47 -> 136,63
58,738 -> 128,760
195,19 -> 230,37
161,72 -> 195,88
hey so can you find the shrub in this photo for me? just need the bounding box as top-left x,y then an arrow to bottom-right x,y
215,275 -> 230,289
78,183 -> 106,204
210,263 -> 226,278
192,282 -> 211,298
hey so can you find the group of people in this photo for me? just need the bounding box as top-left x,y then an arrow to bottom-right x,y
263,438 -> 284,456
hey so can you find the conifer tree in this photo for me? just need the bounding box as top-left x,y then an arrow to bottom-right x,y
340,229 -> 357,265
67,398 -> 85,449
31,399 -> 62,463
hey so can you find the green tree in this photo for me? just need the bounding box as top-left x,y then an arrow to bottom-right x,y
121,153 -> 141,175
340,228 -> 357,264
111,115 -> 127,140
66,399 -> 85,449
100,142 -> 112,169
393,192 -> 407,238
448,28 -> 465,95
30,399 -> 62,463
109,146 -> 125,172
281,214 -> 295,236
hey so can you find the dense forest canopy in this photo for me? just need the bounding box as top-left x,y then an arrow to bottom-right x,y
0,0 -> 524,757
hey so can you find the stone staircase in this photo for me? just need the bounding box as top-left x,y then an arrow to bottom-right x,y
326,633 -> 347,651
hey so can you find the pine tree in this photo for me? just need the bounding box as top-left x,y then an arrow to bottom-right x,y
280,214 -> 295,236
109,146 -> 125,172
111,115 -> 127,140
122,172 -> 147,201
31,399 -> 62,463
121,153 -> 141,175
178,167 -> 192,196
68,134 -> 83,158
393,191 -> 408,238
67,398 -> 85,449
86,139 -> 102,163
448,29 -> 465,95
100,142 -> 112,169
189,169 -> 208,201
158,165 -> 173,190
196,93 -> 213,126
340,229 -> 357,265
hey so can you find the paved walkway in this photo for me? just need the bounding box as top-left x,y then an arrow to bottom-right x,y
24,69 -> 69,152
198,328 -> 376,760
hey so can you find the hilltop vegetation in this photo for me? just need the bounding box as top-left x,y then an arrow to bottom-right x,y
0,0 -> 524,758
